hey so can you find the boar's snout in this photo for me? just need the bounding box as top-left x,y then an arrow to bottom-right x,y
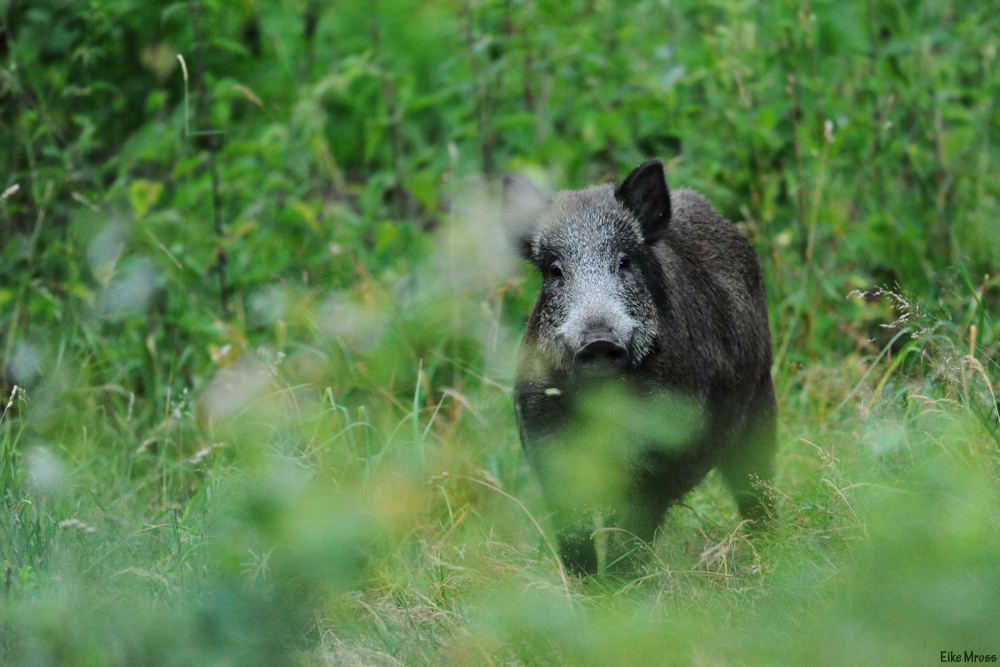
573,330 -> 629,370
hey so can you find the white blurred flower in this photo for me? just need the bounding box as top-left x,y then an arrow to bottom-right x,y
249,285 -> 290,326
9,342 -> 42,385
25,446 -> 65,495
98,256 -> 158,319
318,292 -> 385,351
201,357 -> 270,418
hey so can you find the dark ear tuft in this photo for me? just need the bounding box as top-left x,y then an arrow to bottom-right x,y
615,159 -> 671,244
517,234 -> 534,260
503,172 -> 547,260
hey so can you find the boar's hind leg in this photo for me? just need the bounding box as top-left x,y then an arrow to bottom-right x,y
719,375 -> 778,525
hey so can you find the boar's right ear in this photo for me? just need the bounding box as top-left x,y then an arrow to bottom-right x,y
503,172 -> 548,260
615,159 -> 671,244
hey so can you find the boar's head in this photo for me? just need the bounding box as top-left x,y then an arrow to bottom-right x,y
506,160 -> 672,378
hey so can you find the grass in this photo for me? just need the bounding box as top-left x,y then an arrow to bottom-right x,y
1,0 -> 999,664
1,246 -> 997,665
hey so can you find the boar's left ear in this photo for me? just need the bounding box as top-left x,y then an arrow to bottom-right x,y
615,159 -> 671,244
503,172 -> 548,214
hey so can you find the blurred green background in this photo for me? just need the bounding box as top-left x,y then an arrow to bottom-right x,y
1,0 -> 999,664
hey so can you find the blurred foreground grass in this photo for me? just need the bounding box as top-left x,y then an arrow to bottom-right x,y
2,0 -> 1000,664
2,270 -> 998,665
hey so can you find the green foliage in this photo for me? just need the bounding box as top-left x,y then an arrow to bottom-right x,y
1,0 -> 999,664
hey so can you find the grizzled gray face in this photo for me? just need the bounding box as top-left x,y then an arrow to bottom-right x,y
506,161 -> 672,375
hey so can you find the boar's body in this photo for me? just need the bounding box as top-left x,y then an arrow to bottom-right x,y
511,160 -> 776,576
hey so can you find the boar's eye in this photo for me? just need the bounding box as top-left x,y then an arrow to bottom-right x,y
616,252 -> 632,273
547,261 -> 564,282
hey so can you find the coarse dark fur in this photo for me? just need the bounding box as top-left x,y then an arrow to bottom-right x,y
508,160 -> 777,576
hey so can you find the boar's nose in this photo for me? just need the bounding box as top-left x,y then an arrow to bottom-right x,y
574,333 -> 629,368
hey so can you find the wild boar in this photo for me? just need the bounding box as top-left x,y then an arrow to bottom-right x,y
507,159 -> 777,575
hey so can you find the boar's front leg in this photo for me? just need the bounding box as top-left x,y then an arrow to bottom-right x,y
555,515 -> 599,576
526,449 -> 600,576
517,386 -> 602,574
